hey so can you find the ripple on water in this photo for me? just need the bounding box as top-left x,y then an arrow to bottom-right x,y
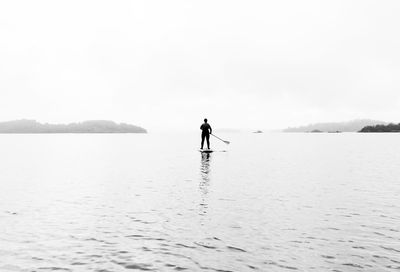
194,241 -> 218,249
164,263 -> 188,271
226,246 -> 247,253
124,263 -> 154,270
112,260 -> 154,271
38,267 -> 72,271
321,255 -> 335,259
264,261 -> 299,270
381,246 -> 400,253
342,263 -> 363,269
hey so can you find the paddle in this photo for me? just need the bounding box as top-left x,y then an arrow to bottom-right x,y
211,133 -> 230,145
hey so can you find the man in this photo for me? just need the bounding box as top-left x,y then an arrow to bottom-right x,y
200,118 -> 212,150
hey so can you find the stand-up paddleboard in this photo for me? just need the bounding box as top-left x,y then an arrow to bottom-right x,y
199,149 -> 214,153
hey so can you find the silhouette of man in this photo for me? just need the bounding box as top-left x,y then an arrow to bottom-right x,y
200,118 -> 212,149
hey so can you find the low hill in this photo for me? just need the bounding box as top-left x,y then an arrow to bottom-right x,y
283,119 -> 387,133
0,120 -> 147,133
359,123 -> 400,132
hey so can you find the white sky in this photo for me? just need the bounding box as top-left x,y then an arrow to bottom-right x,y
1,0 -> 399,131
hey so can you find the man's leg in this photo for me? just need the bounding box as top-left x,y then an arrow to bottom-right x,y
206,134 -> 210,149
201,134 -> 205,149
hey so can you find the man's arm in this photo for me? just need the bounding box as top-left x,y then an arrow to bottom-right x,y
209,125 -> 212,134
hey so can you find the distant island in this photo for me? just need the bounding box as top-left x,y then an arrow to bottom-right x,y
0,120 -> 147,133
359,123 -> 400,133
283,119 -> 387,133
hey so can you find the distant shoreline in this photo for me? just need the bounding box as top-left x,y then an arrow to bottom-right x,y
0,132 -> 147,134
359,123 -> 400,133
283,119 -> 387,133
0,120 -> 147,134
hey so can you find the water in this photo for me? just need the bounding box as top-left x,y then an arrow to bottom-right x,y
0,133 -> 400,271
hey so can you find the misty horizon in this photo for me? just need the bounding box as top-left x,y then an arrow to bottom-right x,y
0,118 -> 391,133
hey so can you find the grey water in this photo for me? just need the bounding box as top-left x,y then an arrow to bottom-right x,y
0,133 -> 400,272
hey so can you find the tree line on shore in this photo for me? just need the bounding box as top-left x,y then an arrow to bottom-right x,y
0,120 -> 147,133
359,123 -> 400,132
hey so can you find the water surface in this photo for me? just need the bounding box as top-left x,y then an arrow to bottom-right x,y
0,133 -> 400,271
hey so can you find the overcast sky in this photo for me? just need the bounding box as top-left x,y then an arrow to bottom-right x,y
1,0 -> 399,131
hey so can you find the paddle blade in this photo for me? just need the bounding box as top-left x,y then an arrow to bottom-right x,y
224,141 -> 230,144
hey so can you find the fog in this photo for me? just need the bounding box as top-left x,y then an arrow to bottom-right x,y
1,0 -> 399,131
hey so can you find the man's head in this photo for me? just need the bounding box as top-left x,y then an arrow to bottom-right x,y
204,118 -> 208,123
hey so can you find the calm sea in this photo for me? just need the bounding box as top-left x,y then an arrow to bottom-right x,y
0,133 -> 399,271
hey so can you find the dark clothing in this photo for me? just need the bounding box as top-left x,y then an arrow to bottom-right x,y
200,123 -> 212,135
201,133 -> 210,149
200,123 -> 212,149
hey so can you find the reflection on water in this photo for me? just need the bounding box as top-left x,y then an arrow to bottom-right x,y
200,153 -> 211,184
199,153 -> 211,216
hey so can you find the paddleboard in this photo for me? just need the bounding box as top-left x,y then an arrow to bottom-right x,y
199,149 -> 213,153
